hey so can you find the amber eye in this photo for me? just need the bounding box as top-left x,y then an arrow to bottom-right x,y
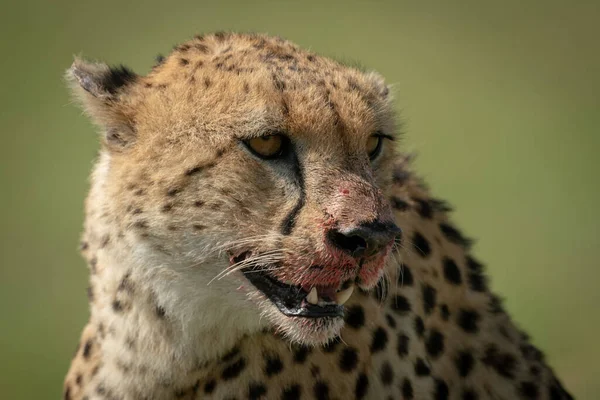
366,135 -> 383,160
245,134 -> 286,159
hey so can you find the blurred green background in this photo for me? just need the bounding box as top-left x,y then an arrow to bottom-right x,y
1,0 -> 598,398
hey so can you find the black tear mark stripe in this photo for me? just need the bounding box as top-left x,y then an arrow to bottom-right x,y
280,155 -> 305,235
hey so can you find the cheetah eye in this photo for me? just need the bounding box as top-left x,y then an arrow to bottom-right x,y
366,134 -> 384,161
244,134 -> 286,159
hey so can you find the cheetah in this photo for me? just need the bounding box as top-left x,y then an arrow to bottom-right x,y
63,32 -> 573,400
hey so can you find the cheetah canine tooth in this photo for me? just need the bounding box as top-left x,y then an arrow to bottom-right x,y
335,284 -> 354,305
306,287 -> 318,304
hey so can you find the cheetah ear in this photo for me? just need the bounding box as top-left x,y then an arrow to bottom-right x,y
66,57 -> 138,149
366,71 -> 392,99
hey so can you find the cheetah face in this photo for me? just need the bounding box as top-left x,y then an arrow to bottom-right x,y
69,33 -> 401,345
218,130 -> 401,344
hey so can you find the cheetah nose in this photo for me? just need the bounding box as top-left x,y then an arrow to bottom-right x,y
326,221 -> 401,258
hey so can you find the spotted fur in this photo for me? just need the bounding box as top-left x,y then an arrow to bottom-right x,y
63,32 -> 573,400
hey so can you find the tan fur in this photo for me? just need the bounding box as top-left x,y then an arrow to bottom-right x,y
63,33 -> 572,400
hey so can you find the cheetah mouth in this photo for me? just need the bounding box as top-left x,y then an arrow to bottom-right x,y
235,254 -> 355,318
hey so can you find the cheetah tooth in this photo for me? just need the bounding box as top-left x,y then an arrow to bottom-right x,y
335,284 -> 354,306
306,287 -> 318,305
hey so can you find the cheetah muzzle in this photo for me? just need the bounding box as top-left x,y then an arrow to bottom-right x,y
232,225 -> 398,322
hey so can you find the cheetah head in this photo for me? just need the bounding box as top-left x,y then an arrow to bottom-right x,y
69,33 -> 400,346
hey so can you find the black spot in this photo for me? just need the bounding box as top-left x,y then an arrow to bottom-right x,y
82,339 -> 93,360
415,358 -> 430,376
281,384 -> 301,400
195,42 -> 209,53
520,381 -> 539,399
248,382 -> 267,400
100,234 -> 110,248
179,58 -> 189,66
401,378 -> 414,399
154,54 -> 165,65
391,295 -> 411,315
322,340 -> 338,353
392,165 -> 411,185
414,316 -> 425,337
489,295 -> 505,314
203,379 -> 216,393
185,165 -> 205,176
90,257 -> 97,273
355,373 -> 369,399
385,313 -> 396,329
391,196 -> 409,211
310,364 -> 320,377
221,346 -> 240,362
155,305 -> 166,319
520,344 -> 545,363
339,347 -> 359,372
64,385 -> 71,400
112,299 -> 123,312
458,309 -> 480,333
370,327 -> 388,353
414,198 -> 433,218
456,351 -> 475,377
412,232 -> 431,257
222,358 -> 246,380
440,304 -> 450,320
549,379 -> 573,400
463,389 -> 478,400
425,329 -> 445,358
75,374 -> 82,385
466,255 -> 483,273
166,187 -> 180,197
482,344 -> 517,379
345,305 -> 365,329
434,379 -> 449,400
264,355 -> 283,376
399,264 -> 414,286
468,271 -> 488,292
466,256 -> 488,291
313,381 -> 329,400
443,257 -> 462,285
397,333 -> 410,357
422,284 -> 437,314
439,222 -> 472,248
87,286 -> 94,302
380,362 -> 393,385
292,345 -> 311,363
